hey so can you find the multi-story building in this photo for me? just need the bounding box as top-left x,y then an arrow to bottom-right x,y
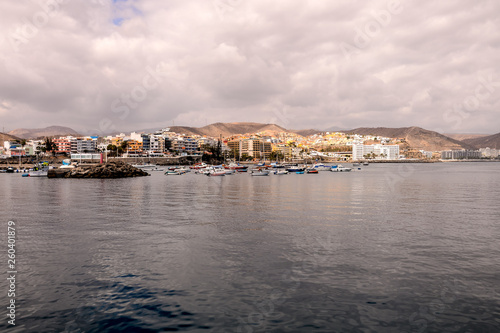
352,144 -> 400,160
441,150 -> 482,159
227,139 -> 272,159
479,147 -> 499,158
71,138 -> 97,153
125,140 -> 143,153
54,137 -> 72,154
172,138 -> 198,154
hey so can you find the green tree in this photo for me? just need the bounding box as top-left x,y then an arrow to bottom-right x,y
107,144 -> 117,157
120,141 -> 129,152
44,137 -> 57,156
269,151 -> 284,161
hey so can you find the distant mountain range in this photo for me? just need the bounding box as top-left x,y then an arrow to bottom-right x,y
8,126 -> 81,139
6,123 -> 499,151
343,127 -> 476,151
462,132 -> 500,149
168,122 -> 303,138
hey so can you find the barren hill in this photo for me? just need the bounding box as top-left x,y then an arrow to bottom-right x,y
170,122 -> 291,138
290,129 -> 322,137
345,127 -> 475,151
462,132 -> 500,149
444,133 -> 489,141
9,126 -> 81,139
0,132 -> 22,146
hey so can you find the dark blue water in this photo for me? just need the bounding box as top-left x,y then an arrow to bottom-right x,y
1,162 -> 499,332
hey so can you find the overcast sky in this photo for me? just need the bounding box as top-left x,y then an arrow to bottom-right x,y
1,0 -> 499,135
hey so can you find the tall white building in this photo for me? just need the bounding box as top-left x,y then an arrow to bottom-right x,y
352,144 -> 399,160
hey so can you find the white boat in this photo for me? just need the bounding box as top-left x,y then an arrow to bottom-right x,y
165,170 -> 182,175
251,170 -> 269,176
331,165 -> 352,172
274,170 -> 289,175
225,169 -> 236,175
311,163 -> 331,171
208,170 -> 226,176
28,170 -> 48,177
133,164 -> 164,172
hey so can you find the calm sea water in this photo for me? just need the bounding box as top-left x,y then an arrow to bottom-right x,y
0,162 -> 499,332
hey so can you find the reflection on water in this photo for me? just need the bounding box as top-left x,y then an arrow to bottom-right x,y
0,163 -> 499,332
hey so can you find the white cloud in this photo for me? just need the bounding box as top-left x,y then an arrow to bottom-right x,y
0,0 -> 499,134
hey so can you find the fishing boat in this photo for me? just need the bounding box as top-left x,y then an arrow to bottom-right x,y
331,165 -> 352,172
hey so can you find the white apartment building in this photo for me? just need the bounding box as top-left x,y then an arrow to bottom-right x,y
352,144 -> 400,160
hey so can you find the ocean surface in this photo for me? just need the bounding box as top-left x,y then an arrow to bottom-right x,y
0,162 -> 499,332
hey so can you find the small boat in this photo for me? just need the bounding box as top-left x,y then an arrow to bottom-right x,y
311,163 -> 331,171
208,170 -> 226,176
331,165 -> 352,172
296,171 -> 304,174
353,163 -> 361,166
287,166 -> 305,172
274,170 -> 288,175
225,163 -> 248,171
363,162 -> 369,166
190,162 -> 209,170
306,169 -> 319,174
165,170 -> 182,175
251,170 -> 269,176
225,169 -> 236,175
133,164 -> 164,171
6,167 -> 14,173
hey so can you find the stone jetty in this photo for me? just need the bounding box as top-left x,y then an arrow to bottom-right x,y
48,161 -> 149,178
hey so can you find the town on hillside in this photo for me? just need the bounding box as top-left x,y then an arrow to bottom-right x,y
1,126 -> 499,164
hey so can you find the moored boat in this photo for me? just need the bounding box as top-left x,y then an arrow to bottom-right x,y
251,170 -> 269,176
331,165 -> 352,172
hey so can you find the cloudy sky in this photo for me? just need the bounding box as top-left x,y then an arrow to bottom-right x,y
1,0 -> 499,135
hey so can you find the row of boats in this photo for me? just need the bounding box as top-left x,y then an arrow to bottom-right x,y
3,161 -> 364,177
160,162 -> 358,176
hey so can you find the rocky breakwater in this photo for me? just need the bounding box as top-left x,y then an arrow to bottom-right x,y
49,161 -> 150,178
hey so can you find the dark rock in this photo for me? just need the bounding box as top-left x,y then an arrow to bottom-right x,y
63,161 -> 149,179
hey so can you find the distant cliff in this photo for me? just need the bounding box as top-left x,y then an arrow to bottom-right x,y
8,126 -> 81,139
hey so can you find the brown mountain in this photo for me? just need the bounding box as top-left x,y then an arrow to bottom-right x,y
444,133 -> 489,141
290,129 -> 322,137
8,126 -> 81,139
169,122 -> 291,138
345,126 -> 476,151
0,132 -> 22,146
462,132 -> 500,149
